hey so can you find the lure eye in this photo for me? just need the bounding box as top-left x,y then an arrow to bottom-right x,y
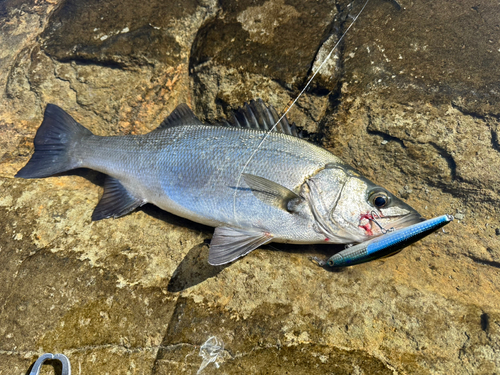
369,191 -> 390,208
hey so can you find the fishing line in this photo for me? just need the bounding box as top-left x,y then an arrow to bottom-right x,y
232,0 -> 371,223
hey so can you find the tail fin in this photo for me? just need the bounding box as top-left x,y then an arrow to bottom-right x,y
15,104 -> 93,179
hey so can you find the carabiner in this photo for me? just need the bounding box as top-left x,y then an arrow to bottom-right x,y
29,353 -> 71,375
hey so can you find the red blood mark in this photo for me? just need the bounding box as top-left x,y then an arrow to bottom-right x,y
359,223 -> 373,236
324,238 -> 330,242
358,212 -> 374,236
359,213 -> 374,221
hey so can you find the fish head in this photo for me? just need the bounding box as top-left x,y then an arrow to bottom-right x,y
305,164 -> 422,243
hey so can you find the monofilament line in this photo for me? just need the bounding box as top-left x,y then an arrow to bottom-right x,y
232,0 -> 370,223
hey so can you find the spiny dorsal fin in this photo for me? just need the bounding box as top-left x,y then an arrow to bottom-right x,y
223,99 -> 300,137
154,103 -> 203,131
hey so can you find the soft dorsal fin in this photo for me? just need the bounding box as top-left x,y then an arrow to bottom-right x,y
221,99 -> 300,137
154,103 -> 203,131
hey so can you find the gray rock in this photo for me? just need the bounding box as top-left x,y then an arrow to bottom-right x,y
1,0 -> 499,374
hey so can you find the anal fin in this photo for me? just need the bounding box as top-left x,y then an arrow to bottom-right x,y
92,176 -> 145,221
208,227 -> 273,266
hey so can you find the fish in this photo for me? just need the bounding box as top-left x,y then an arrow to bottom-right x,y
15,99 -> 423,265
323,214 -> 453,267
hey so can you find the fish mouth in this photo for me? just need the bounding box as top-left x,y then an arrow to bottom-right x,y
359,212 -> 423,237
389,213 -> 425,229
377,213 -> 424,234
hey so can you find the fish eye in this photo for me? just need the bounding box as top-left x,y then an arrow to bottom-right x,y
369,190 -> 390,208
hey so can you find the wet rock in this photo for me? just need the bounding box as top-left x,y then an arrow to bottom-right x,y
41,0 -> 205,67
339,0 -> 500,115
190,0 -> 338,90
1,0 -> 500,374
189,0 -> 338,129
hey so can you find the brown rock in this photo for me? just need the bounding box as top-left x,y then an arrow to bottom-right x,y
1,0 -> 499,374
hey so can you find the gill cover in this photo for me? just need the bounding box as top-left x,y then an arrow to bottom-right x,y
305,164 -> 422,242
303,165 -> 368,243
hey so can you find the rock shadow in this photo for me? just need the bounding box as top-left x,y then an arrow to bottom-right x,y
168,241 -> 349,293
58,168 -> 105,186
167,242 -> 230,292
266,242 -> 349,273
139,203 -> 212,233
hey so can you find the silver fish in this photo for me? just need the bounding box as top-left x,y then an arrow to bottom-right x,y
16,99 -> 422,265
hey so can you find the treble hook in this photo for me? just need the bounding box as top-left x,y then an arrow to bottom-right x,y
29,353 -> 71,375
369,211 -> 395,234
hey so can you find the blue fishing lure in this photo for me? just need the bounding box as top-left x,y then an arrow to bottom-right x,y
325,214 -> 454,267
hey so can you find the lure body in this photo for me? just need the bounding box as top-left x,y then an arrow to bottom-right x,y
326,214 -> 454,267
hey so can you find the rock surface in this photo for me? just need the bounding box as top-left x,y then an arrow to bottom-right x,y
1,0 -> 499,374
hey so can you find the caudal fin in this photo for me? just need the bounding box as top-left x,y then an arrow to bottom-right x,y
15,104 -> 93,179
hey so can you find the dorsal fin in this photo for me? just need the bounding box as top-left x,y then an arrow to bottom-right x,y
154,100 -> 301,137
154,103 -> 203,131
222,99 -> 300,137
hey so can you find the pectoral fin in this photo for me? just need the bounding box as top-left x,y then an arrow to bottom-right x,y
92,176 -> 145,221
242,173 -> 302,212
208,226 -> 273,265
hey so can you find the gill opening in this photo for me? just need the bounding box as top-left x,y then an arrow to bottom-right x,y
307,177 -> 344,241
231,0 -> 371,224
